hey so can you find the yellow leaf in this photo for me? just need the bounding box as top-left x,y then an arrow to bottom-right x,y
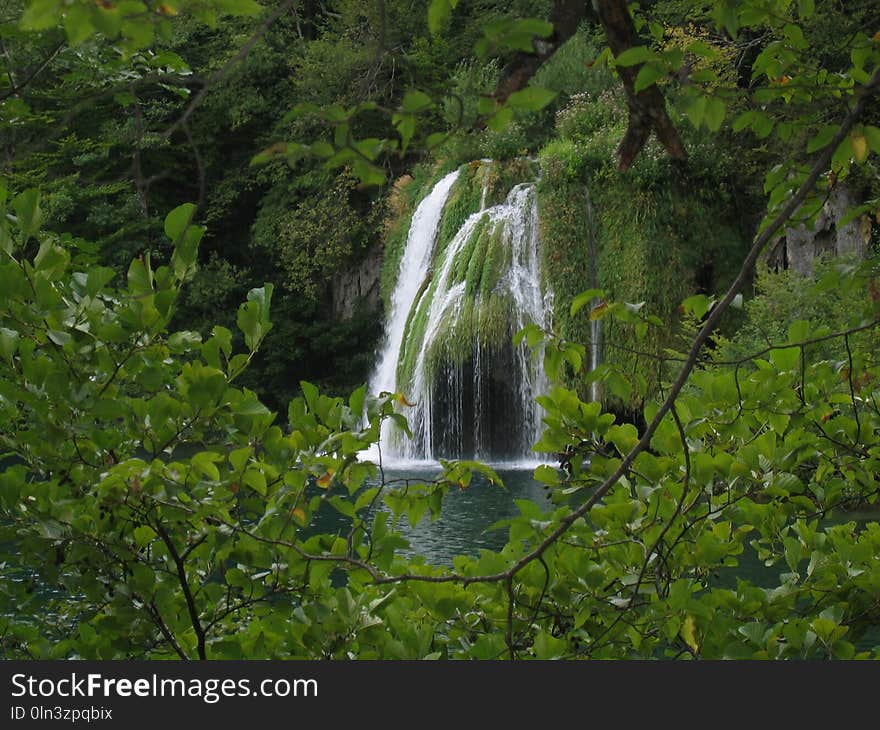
395,392 -> 417,407
589,301 -> 609,321
316,470 -> 334,488
158,2 -> 178,15
851,133 -> 868,163
873,30 -> 880,42
291,508 -> 306,525
680,615 -> 700,653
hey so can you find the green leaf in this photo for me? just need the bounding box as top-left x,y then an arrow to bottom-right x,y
225,568 -> 249,587
427,0 -> 451,35
300,381 -> 319,413
863,126 -> 880,154
164,203 -> 196,243
192,451 -> 222,482
634,63 -> 666,92
487,106 -> 513,132
505,87 -> 557,111
237,285 -> 273,351
705,98 -> 726,132
534,464 -> 560,485
12,189 -> 43,240
681,294 -> 715,319
20,0 -> 63,31
0,327 -> 20,362
86,267 -> 115,296
133,525 -> 158,548
47,329 -> 71,346
684,94 -> 708,128
426,132 -> 447,149
614,45 -> 655,67
769,346 -> 799,371
127,257 -> 153,296
807,125 -> 838,153
63,4 -> 95,46
607,423 -> 639,455
798,0 -> 815,18
570,289 -> 605,317
243,469 -> 267,495
401,90 -> 433,113
394,114 -> 416,154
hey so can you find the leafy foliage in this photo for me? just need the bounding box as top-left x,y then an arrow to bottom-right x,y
2,0 -> 880,662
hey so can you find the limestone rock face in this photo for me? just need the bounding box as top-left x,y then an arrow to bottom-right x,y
783,186 -> 869,275
331,244 -> 383,319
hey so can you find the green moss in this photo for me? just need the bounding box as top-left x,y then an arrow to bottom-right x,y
477,292 -> 514,351
451,213 -> 489,285
435,163 -> 484,258
478,224 -> 503,298
396,282 -> 434,388
478,158 -> 539,207
464,221 -> 491,296
537,101 -> 751,410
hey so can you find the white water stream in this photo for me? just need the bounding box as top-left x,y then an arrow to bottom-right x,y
365,170 -> 552,467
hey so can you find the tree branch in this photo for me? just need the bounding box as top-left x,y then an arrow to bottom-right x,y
594,0 -> 686,171
494,0 -> 587,103
161,0 -> 296,140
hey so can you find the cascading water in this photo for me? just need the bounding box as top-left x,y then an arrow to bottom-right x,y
369,169 -> 460,401
367,164 -> 552,465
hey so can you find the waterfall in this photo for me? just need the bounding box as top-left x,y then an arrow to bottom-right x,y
369,170 -> 461,400
368,166 -> 551,465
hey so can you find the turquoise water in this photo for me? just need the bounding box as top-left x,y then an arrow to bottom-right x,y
381,464 -> 552,565
309,464 -> 553,567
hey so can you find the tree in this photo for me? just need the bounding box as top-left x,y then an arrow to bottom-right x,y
1,0 -> 880,659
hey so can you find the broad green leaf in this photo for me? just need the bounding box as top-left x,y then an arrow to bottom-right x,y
427,0 -> 452,35
684,94 -> 708,128
681,294 -> 714,319
614,45 -> 655,67
86,267 -> 115,296
863,125 -> 880,153
133,525 -> 158,548
534,464 -> 560,485
0,327 -> 20,362
225,568 -> 249,587
570,289 -> 605,317
705,98 -> 726,132
192,451 -> 222,482
401,90 -> 433,113
33,242 -> 69,279
20,0 -> 63,31
487,106 -> 513,132
12,189 -> 43,240
807,125 -> 838,153
164,203 -> 197,242
63,4 -> 94,46
635,63 -> 666,92
505,87 -> 557,111
127,257 -> 153,296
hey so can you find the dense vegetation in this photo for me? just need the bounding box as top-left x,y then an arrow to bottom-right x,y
1,0 -> 879,659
